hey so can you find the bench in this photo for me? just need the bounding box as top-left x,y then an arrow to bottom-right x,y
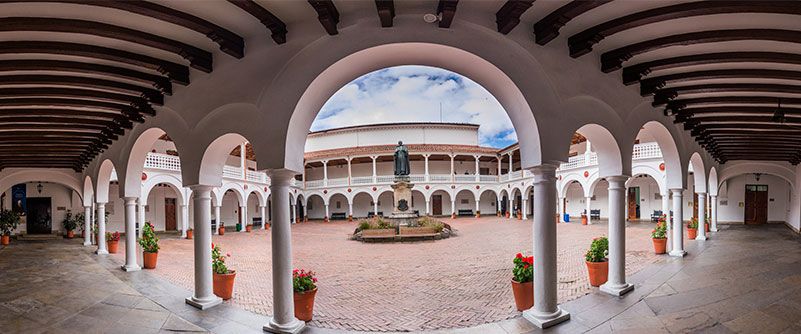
367,211 -> 383,218
651,210 -> 662,222
457,209 -> 474,216
330,212 -> 348,220
590,209 -> 600,220
361,228 -> 396,240
398,226 -> 439,239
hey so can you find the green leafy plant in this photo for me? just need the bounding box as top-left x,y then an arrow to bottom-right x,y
687,217 -> 698,229
75,212 -> 86,231
417,216 -> 444,232
106,231 -> 120,242
138,222 -> 159,253
585,237 -> 608,263
293,268 -> 317,293
357,217 -> 393,230
651,222 -> 667,239
212,243 -> 232,275
512,252 -> 533,283
658,214 -> 666,224
62,211 -> 78,231
0,209 -> 21,236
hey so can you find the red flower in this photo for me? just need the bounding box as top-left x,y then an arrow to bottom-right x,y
211,243 -> 215,249
523,264 -> 529,269
312,278 -> 318,283
523,256 -> 533,265
515,253 -> 523,259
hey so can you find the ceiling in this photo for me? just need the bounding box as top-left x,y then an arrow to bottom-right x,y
0,0 -> 798,170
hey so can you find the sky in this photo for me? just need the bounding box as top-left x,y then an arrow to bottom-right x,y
310,65 -> 517,148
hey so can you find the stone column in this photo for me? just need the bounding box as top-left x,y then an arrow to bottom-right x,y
475,197 -> 480,218
240,143 -> 246,178
623,187 -> 629,220
138,199 -> 146,238
214,205 -> 221,234
600,176 -> 633,296
324,204 -> 329,222
522,165 -> 569,328
264,171 -> 305,333
558,197 -> 565,222
240,205 -> 247,231
322,160 -> 328,187
496,197 -> 501,216
373,201 -> 379,216
372,156 -> 378,183
510,195 -> 515,219
450,199 -> 456,219
425,199 -> 430,216
260,205 -> 266,229
497,157 -> 502,181
122,198 -> 140,271
710,195 -> 718,232
474,155 -> 480,182
348,202 -> 353,221
83,206 -> 92,246
450,155 -> 455,182
522,197 -> 528,220
424,154 -> 430,182
696,192 -> 707,240
347,157 -> 352,185
585,197 -> 592,223
95,202 -> 108,255
290,203 -> 296,224
669,189 -> 686,257
185,185 -> 222,310
661,192 -> 670,219
508,152 -> 513,177
180,204 -> 189,238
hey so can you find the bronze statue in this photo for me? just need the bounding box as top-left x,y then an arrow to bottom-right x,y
394,141 -> 410,176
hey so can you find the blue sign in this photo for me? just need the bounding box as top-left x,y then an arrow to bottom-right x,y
11,184 -> 26,215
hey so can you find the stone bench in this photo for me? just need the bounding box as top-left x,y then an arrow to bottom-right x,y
331,212 -> 348,220
398,226 -> 439,238
361,229 -> 396,240
457,209 -> 474,216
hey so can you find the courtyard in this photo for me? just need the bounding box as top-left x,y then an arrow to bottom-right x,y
112,217 -> 658,332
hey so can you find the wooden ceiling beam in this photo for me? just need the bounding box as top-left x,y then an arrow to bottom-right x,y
375,0 -> 396,28
602,29 -> 801,73
0,87 -> 155,114
571,1 -> 801,58
653,83 -> 801,106
0,98 -> 141,116
533,0 -> 611,45
496,0 -> 534,34
0,17 -> 212,72
624,52 -> 801,85
308,0 -> 340,35
663,96 -> 801,110
0,75 -> 163,105
227,0 -> 287,44
437,0 -> 459,28
641,69 -> 801,96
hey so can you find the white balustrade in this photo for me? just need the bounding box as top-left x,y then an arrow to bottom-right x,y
328,178 -> 348,186
222,166 -> 242,179
409,175 -> 426,182
351,176 -> 373,185
633,142 -> 662,160
429,174 -> 451,182
455,175 -> 475,182
480,175 -> 497,182
305,180 -> 324,188
376,175 -> 395,183
510,170 -> 522,179
144,152 -> 181,171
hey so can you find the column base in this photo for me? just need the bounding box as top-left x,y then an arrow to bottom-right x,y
600,282 -> 634,296
522,307 -> 570,329
121,264 -> 141,272
263,317 -> 306,334
185,296 -> 222,310
695,235 -> 707,241
669,249 -> 687,257
710,227 -> 718,232
83,241 -> 92,246
96,249 -> 109,255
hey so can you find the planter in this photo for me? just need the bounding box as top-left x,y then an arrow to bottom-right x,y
218,227 -> 225,235
451,213 -> 456,219
506,212 -> 510,218
293,288 -> 317,321
245,225 -> 252,233
687,228 -> 697,240
143,251 -> 158,269
705,223 -> 710,233
186,230 -> 193,239
476,212 -> 481,218
1,234 -> 9,246
517,212 -> 522,220
652,238 -> 667,254
213,271 -> 236,300
585,260 -> 609,287
66,230 -> 75,239
511,280 -> 533,311
107,240 -> 119,254
81,230 -> 85,239
581,215 -> 588,225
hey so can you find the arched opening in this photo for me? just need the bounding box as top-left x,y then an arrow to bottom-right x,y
453,189 -> 475,218
141,180 -> 185,233
305,194 -> 325,220
327,193 -> 348,221
478,189 -> 498,217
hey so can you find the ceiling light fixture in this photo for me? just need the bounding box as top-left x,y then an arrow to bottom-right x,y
423,13 -> 439,23
772,98 -> 785,124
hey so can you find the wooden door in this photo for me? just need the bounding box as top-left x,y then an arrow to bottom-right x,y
164,198 -> 176,231
26,197 -> 51,234
744,185 -> 768,224
627,188 -> 637,220
432,195 -> 442,216
693,193 -> 698,220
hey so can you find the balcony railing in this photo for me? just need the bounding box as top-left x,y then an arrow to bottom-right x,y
633,142 -> 662,160
557,142 -> 661,170
143,152 -> 271,185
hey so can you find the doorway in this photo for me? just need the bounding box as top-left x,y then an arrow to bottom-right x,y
627,187 -> 639,220
26,197 -> 52,234
165,198 -> 177,231
693,193 -> 699,220
744,185 -> 768,224
432,195 -> 442,216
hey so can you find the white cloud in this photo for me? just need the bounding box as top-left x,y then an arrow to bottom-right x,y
312,65 -> 517,148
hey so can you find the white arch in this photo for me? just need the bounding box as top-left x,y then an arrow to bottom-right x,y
199,133 -> 250,187
123,127 -> 167,198
96,159 -> 116,203
573,123 -> 625,178
0,169 -> 83,202
141,174 -> 186,206
245,187 -> 267,208
636,120 -> 684,190
82,176 -> 94,207
689,152 -> 707,193
559,173 -> 590,198
350,190 -> 377,204
708,167 -> 720,197
629,164 -> 667,195
215,183 -> 246,206
718,161 -> 796,189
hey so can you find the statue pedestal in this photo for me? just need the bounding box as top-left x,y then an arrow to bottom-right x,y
389,179 -> 417,226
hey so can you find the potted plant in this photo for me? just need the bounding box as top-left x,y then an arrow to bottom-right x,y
293,268 -> 318,321
219,222 -> 225,235
0,209 -> 20,246
76,212 -> 86,239
585,237 -> 609,287
139,222 -> 159,269
651,221 -> 667,254
511,252 -> 533,311
687,217 -> 698,240
62,211 -> 78,238
186,228 -> 193,239
212,243 -> 236,300
581,213 -> 588,225
245,224 -> 252,233
107,231 -> 120,253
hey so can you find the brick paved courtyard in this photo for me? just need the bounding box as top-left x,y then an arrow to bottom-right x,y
113,217 -> 659,332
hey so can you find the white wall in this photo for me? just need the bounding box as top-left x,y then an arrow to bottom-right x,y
305,124 -> 479,152
1,182 -> 82,234
718,174 -> 790,224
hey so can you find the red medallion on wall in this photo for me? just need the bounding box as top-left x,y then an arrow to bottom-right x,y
372,187 -> 377,191
659,163 -> 665,171
584,171 -> 589,178
475,185 -> 480,189
264,187 -> 268,192
323,190 -> 327,194
244,184 -> 248,190
558,175 -> 562,180
451,185 -> 456,189
347,188 -> 352,193
141,173 -> 147,181
425,185 -> 430,190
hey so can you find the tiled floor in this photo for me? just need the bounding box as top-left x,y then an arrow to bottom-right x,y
3,222 -> 801,334
109,217 -> 659,331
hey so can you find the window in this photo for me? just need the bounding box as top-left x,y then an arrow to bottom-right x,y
336,201 -> 341,209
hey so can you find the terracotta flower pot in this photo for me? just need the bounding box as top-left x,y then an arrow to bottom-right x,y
511,280 -> 533,311
218,227 -> 225,235
66,230 -> 74,239
143,251 -> 158,269
581,215 -> 588,225
687,228 -> 697,240
517,212 -> 522,220
652,238 -> 667,254
186,230 -> 193,239
476,212 -> 481,218
294,288 -> 317,321
1,235 -> 9,245
586,260 -> 608,287
245,225 -> 252,232
213,271 -> 236,300
506,212 -> 510,218
705,223 -> 710,233
107,240 -> 119,254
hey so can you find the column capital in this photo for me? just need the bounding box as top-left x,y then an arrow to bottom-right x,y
266,169 -> 296,186
189,184 -> 214,193
606,175 -> 629,189
669,188 -> 685,193
96,202 -> 106,207
123,197 -> 137,205
529,164 -> 559,183
696,191 -> 707,195
710,194 -> 718,199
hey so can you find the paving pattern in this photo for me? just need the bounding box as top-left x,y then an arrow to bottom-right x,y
112,217 -> 659,332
